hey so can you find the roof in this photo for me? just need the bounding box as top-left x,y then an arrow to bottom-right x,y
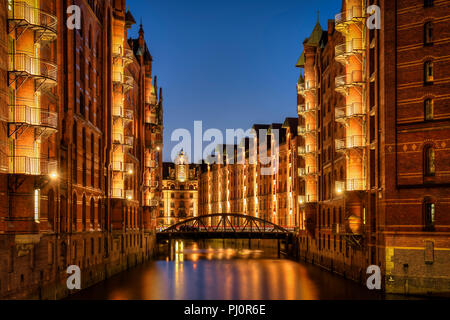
296,51 -> 305,68
305,21 -> 323,46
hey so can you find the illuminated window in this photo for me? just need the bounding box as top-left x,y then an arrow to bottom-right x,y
425,99 -> 434,121
424,201 -> 435,231
34,189 -> 40,222
424,146 -> 436,176
424,61 -> 434,83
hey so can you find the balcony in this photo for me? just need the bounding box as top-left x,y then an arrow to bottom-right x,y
335,103 -> 364,122
335,6 -> 364,31
145,156 -> 158,169
9,53 -> 57,90
144,178 -> 158,189
335,135 -> 365,151
123,48 -> 134,65
297,80 -> 316,96
144,198 -> 159,207
112,72 -> 134,92
112,105 -> 133,123
111,188 -> 124,199
335,39 -> 364,64
298,125 -> 317,136
112,133 -> 134,149
112,45 -> 134,66
336,179 -> 366,193
8,1 -> 57,43
9,105 -> 58,132
7,155 -> 57,176
335,70 -> 363,93
298,194 -> 317,205
298,145 -> 316,157
297,104 -> 305,114
112,161 -> 124,172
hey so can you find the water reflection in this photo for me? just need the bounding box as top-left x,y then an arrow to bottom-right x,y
69,240 -> 396,300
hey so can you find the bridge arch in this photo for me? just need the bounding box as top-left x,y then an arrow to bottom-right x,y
160,213 -> 290,234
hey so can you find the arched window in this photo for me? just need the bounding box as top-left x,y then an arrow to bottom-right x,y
423,198 -> 435,231
424,21 -> 433,45
424,146 -> 436,176
48,189 -> 55,231
90,198 -> 95,230
425,99 -> 434,120
72,194 -> 77,232
98,199 -> 103,231
60,195 -> 67,233
424,61 -> 434,83
82,195 -> 87,231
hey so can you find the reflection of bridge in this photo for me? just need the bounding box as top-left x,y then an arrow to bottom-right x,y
156,213 -> 294,242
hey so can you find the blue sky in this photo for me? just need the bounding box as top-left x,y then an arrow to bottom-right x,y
128,0 -> 342,162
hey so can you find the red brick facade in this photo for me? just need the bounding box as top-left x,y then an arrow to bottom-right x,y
0,0 -> 163,299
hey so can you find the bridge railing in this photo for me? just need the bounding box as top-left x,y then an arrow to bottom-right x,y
159,213 -> 292,234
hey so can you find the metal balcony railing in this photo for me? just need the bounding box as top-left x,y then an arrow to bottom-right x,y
335,6 -> 364,29
299,194 -> 317,204
335,39 -> 364,63
9,53 -> 57,82
336,179 -> 366,192
144,198 -> 159,207
335,70 -> 363,91
111,188 -> 124,198
299,125 -> 316,135
297,104 -> 305,114
112,161 -> 124,172
9,105 -> 58,129
297,81 -> 316,96
112,133 -> 134,148
335,135 -> 365,151
112,105 -> 134,122
298,145 -> 316,156
112,44 -> 123,58
124,136 -> 134,147
144,178 -> 158,188
335,103 -> 364,121
124,49 -> 134,63
8,155 -> 57,175
112,72 -> 134,91
8,1 -> 57,42
112,132 -> 124,144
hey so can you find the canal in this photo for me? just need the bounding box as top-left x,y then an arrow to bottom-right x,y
68,239 -> 407,300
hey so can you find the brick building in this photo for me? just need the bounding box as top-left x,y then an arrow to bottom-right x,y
160,151 -> 200,228
294,0 -> 450,295
0,0 -> 163,299
198,119 -> 301,230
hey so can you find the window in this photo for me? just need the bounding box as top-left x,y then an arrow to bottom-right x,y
424,202 -> 435,231
424,146 -> 436,176
424,22 -> 433,45
34,189 -> 40,222
425,99 -> 434,120
424,61 -> 434,83
424,0 -> 434,7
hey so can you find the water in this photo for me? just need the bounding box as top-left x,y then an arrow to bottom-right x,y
68,239 -> 405,300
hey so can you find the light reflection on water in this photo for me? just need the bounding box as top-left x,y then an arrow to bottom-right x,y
68,239 -> 395,300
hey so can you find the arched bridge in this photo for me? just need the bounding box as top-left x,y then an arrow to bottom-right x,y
156,213 -> 294,241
